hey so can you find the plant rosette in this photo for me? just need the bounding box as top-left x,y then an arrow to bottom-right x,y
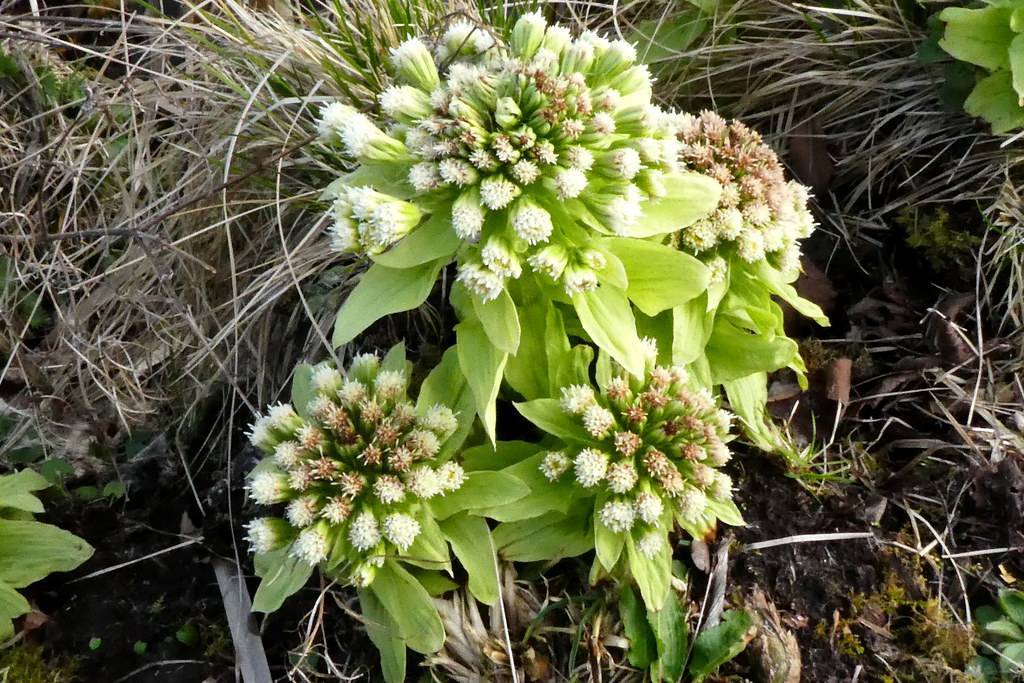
243,344 -> 527,682
481,340 -> 743,611
317,12 -> 723,438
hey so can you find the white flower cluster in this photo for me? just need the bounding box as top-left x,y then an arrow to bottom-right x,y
244,353 -> 463,586
540,341 -> 736,557
672,110 -> 816,277
317,13 -> 690,301
329,186 -> 423,255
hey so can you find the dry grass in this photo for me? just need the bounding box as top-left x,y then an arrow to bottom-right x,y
0,0 -> 485,464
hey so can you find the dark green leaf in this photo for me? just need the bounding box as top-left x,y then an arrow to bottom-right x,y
252,548 -> 314,613
649,590 -> 687,682
619,585 -> 657,668
357,587 -> 407,683
688,610 -> 755,681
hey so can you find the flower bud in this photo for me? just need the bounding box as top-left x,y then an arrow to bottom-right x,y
247,469 -> 292,505
593,39 -> 637,79
527,243 -> 570,281
541,24 -> 572,55
391,37 -> 440,91
635,168 -> 667,198
560,39 -> 595,75
455,261 -> 505,302
378,85 -> 432,124
595,147 -> 642,180
292,520 -> 331,565
509,197 -> 554,245
495,96 -> 522,130
481,236 -> 523,279
510,11 -> 546,60
562,263 -> 599,295
452,187 -> 486,240
245,517 -> 295,554
319,103 -> 409,163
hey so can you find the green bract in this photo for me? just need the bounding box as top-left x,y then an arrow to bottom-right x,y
489,341 -> 742,611
320,12 -> 723,433
0,469 -> 93,640
938,1 -> 1024,132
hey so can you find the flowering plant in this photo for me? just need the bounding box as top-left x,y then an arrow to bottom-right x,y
474,339 -> 741,611
244,344 -> 528,681
318,12 -> 722,439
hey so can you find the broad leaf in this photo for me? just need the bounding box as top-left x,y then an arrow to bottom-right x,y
606,237 -> 710,316
439,513 -> 501,606
461,440 -> 542,471
620,585 -> 657,668
0,470 -> 50,514
966,70 -> 1024,133
688,610 -> 755,681
477,452 -> 577,522
0,519 -> 93,589
492,509 -> 594,562
403,513 -> 451,572
0,579 -> 30,641
939,7 -> 1014,71
371,213 -> 460,268
999,589 -> 1024,627
573,285 -> 645,378
626,532 -> 672,611
630,172 -> 722,238
504,305 -> 550,400
595,518 -> 626,571
754,262 -> 829,326
333,258 -> 445,347
649,590 -> 687,682
416,346 -> 475,460
1011,33 -> 1024,100
456,321 -> 508,444
707,318 -> 799,383
357,587 -> 407,683
472,289 -> 521,355
514,398 -> 592,443
672,294 -> 710,365
252,548 -> 314,613
380,342 -> 407,375
369,560 -> 445,654
290,363 -> 315,419
429,471 -> 530,520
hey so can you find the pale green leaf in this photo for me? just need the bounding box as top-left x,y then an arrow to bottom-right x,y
492,509 -> 594,562
630,172 -> 722,238
416,346 -> 475,460
1010,33 -> 1024,99
0,519 -> 93,589
504,305 -> 550,400
514,398 -> 592,443
429,471 -> 530,520
472,289 -> 521,354
626,532 -> 672,611
754,262 -> 829,326
672,294 -> 711,365
965,70 -> 1024,134
456,321 -> 508,444
606,237 -> 710,316
380,342 -> 406,375
0,578 -> 30,641
371,213 -> 460,268
573,285 -> 645,378
368,560 -> 445,654
357,587 -> 407,683
252,548 -> 314,613
333,258 -> 445,347
0,470 -> 50,515
461,440 -> 542,472
403,513 -> 451,572
939,7 -> 1014,71
439,513 -> 500,606
706,318 -> 799,383
595,518 -> 626,571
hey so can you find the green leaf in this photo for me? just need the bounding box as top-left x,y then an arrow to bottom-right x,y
456,321 -> 508,444
965,68 -> 1024,133
630,172 -> 722,238
252,548 -> 314,613
606,237 -> 710,316
403,513 -> 451,572
368,560 -> 445,654
976,604 -> 1003,628
439,513 -> 500,606
371,213 -> 460,268
472,289 -> 521,354
753,262 -> 829,326
553,345 -> 595,391
0,578 -> 30,641
626,532 -> 672,611
573,285 -> 645,378
999,589 -> 1024,627
514,398 -> 592,443
357,587 -> 407,683
408,568 -> 459,597
492,509 -> 594,562
290,364 -> 315,419
429,471 -> 530,520
338,162 -> 413,198
983,618 -> 1024,641
477,452 -> 577,522
706,498 -> 745,528
619,585 -> 657,668
461,440 -> 542,471
416,346 -> 475,460
380,342 -> 407,375
0,519 -> 93,589
333,258 -> 445,347
543,307 -> 572,395
649,590 -> 687,682
999,642 -> 1024,675
1011,33 -> 1024,100
939,6 -> 1015,71
0,470 -> 50,514
707,318 -> 799,383
688,610 -> 755,681
594,507 -> 626,571
504,305 -> 550,400
721,374 -> 779,452
672,294 -> 711,365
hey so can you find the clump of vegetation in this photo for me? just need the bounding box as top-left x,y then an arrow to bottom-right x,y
898,206 -> 982,279
0,644 -> 78,683
971,589 -> 1024,681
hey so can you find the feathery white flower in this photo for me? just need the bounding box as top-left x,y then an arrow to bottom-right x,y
527,244 -> 570,280
374,370 -> 407,401
407,466 -> 442,499
438,462 -> 466,492
598,500 -> 636,532
273,441 -> 303,470
439,158 -> 479,187
562,264 -> 599,295
574,448 -> 609,487
479,175 -> 520,210
564,145 -> 594,171
391,37 -> 440,91
606,461 -> 638,493
348,511 -> 382,551
637,531 -> 663,558
710,472 -> 733,500
539,451 -> 571,482
245,518 -> 291,554
552,168 -> 588,199
481,238 -> 523,279
311,365 -> 343,394
322,498 -> 352,524
510,201 -> 554,245
560,384 -> 596,414
373,475 -> 406,504
286,496 -> 320,528
510,159 -> 540,185
583,405 -> 615,438
292,524 -> 330,565
419,404 -> 459,435
383,513 -> 421,551
456,262 -> 505,302
676,486 -> 708,523
635,491 -> 664,524
248,470 -> 290,505
337,379 -> 368,407
378,85 -> 431,122
408,162 -> 442,193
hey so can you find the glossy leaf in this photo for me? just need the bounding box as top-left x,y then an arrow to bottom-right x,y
514,398 -> 592,443
472,288 -> 521,355
429,471 -> 530,520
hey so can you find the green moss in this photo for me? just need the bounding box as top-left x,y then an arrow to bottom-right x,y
0,644 -> 79,683
898,207 -> 982,279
